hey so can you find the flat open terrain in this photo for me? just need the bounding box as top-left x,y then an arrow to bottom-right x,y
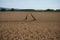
0,12 -> 60,40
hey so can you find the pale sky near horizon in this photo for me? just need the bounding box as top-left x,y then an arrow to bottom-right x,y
0,0 -> 60,9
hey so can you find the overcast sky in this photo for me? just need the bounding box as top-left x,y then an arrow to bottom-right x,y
0,0 -> 60,9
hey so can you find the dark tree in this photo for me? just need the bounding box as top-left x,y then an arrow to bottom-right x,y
0,8 -> 6,11
46,9 -> 54,11
11,8 -> 14,11
56,9 -> 60,12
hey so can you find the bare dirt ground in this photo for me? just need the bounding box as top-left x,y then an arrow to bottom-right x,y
0,12 -> 60,40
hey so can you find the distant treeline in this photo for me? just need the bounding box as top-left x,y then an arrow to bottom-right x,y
0,8 -> 60,12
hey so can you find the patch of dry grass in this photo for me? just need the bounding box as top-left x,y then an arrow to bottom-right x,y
0,12 -> 60,40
